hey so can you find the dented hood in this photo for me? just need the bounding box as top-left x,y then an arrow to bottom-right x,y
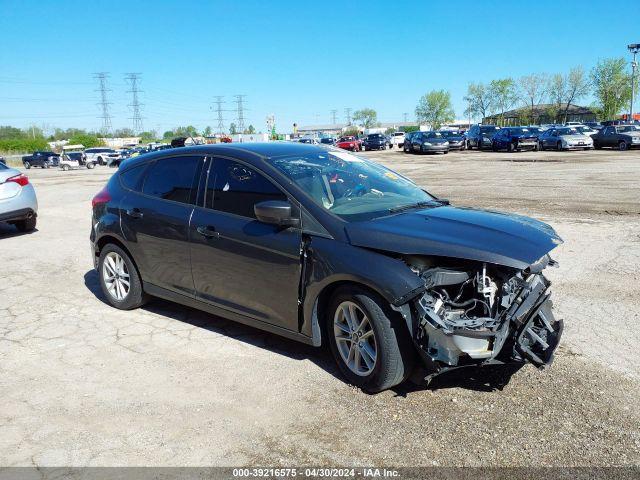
345,206 -> 563,270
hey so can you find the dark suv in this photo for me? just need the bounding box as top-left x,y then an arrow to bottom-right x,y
491,127 -> 539,152
466,124 -> 500,150
22,151 -> 59,169
362,133 -> 390,151
90,143 -> 563,392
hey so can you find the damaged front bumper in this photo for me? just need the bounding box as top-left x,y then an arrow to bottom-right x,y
405,263 -> 563,379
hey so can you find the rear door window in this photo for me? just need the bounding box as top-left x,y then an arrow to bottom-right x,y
142,156 -> 202,204
120,163 -> 149,192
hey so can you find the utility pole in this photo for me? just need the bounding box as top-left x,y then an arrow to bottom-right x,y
93,72 -> 112,135
402,112 -> 408,123
125,73 -> 144,133
213,96 -> 226,135
344,108 -> 352,125
628,44 -> 639,122
234,95 -> 247,134
330,109 -> 337,124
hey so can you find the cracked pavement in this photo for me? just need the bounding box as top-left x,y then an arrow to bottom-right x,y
1,149 -> 639,466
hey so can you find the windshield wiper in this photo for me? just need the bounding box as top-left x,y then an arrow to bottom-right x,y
388,201 -> 435,213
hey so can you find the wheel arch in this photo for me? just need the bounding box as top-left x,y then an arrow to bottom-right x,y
95,235 -> 144,285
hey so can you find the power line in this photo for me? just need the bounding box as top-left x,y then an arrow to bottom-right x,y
330,109 -> 337,124
93,72 -> 112,134
213,96 -> 226,134
233,94 -> 247,133
125,73 -> 144,133
344,108 -> 352,125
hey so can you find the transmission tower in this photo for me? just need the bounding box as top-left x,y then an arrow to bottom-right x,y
330,109 -> 337,124
234,94 -> 247,133
125,73 -> 144,133
403,112 -> 409,123
344,108 -> 352,125
93,72 -> 112,134
213,96 -> 226,134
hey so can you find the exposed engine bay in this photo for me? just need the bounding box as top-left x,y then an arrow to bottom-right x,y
403,254 -> 563,378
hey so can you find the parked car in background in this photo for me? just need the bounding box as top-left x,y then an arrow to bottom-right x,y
0,162 -> 37,232
298,137 -> 319,145
407,131 -> 449,154
538,127 -> 593,150
592,124 -> 640,150
0,157 -> 5,165
584,122 -> 603,130
90,143 -> 563,392
362,133 -> 390,151
466,124 -> 500,149
319,137 -> 336,145
22,151 -> 59,169
85,148 -> 121,166
402,131 -> 419,152
336,136 -> 361,152
574,125 -> 599,138
389,131 -> 405,148
491,127 -> 539,152
438,130 -> 466,150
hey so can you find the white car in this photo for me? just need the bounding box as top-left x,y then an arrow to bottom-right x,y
390,131 -> 406,148
0,162 -> 38,232
85,148 -> 121,166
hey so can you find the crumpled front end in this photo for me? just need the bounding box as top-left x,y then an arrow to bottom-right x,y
404,255 -> 563,380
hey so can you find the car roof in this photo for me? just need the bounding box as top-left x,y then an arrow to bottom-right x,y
120,142 -> 335,170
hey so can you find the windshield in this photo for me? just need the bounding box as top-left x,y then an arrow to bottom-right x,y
557,128 -> 578,135
424,132 -> 443,138
619,125 -> 640,132
480,126 -> 499,133
271,149 -> 436,221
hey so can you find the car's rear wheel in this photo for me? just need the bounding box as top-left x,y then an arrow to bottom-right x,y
556,141 -> 563,151
619,141 -> 628,151
97,156 -> 104,166
98,244 -> 148,310
15,215 -> 36,232
508,142 -> 515,152
326,287 -> 415,393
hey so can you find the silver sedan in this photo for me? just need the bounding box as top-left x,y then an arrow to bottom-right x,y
0,163 -> 38,232
538,127 -> 593,151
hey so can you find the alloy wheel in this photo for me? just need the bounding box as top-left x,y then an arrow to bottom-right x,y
102,251 -> 130,301
333,301 -> 377,376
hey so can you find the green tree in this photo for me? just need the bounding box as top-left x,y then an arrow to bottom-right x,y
113,128 -> 135,138
229,123 -> 238,135
591,58 -> 635,121
342,126 -> 360,137
464,82 -> 493,121
139,130 -> 158,143
68,133 -> 104,148
244,125 -> 256,134
203,126 -> 212,137
489,78 -> 518,126
352,108 -> 378,128
415,90 -> 455,130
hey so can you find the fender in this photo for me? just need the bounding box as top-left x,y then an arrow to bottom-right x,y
300,236 -> 425,343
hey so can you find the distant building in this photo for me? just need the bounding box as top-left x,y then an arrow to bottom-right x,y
483,104 -> 597,126
101,137 -> 141,148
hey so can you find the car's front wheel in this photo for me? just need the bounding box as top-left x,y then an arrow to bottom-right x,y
98,244 -> 148,310
619,141 -> 628,151
24,161 -> 31,169
326,287 -> 415,393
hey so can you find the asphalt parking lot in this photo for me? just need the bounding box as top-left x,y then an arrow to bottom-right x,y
1,148 -> 639,467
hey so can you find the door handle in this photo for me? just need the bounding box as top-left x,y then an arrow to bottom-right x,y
126,208 -> 143,219
197,225 -> 220,239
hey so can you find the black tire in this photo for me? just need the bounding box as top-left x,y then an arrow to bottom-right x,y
443,150 -> 449,154
508,142 -> 515,152
532,143 -> 538,151
618,141 -> 628,151
98,244 -> 148,310
87,162 -> 95,169
326,286 -> 415,393
539,141 -> 545,151
594,141 -> 601,150
97,156 -> 104,166
24,161 -> 31,169
15,215 -> 36,232
556,141 -> 563,151
492,141 -> 498,152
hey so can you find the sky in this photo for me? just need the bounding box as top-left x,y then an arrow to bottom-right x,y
1,0 -> 639,135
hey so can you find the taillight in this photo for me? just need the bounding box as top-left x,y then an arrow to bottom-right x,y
6,174 -> 29,187
92,186 -> 111,208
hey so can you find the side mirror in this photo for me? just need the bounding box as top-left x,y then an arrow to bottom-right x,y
254,200 -> 299,227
